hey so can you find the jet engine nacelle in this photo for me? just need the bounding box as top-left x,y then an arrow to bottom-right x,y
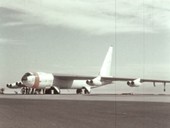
127,78 -> 142,87
6,81 -> 24,89
6,83 -> 12,88
16,82 -> 23,87
86,76 -> 112,86
86,79 -> 102,86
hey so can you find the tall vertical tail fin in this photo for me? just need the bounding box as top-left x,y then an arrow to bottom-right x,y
99,46 -> 113,77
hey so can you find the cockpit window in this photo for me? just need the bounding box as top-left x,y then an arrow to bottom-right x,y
24,72 -> 31,77
26,72 -> 31,76
21,72 -> 32,81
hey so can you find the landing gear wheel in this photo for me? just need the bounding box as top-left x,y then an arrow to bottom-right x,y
84,89 -> 90,94
45,89 -> 51,94
76,89 -> 82,94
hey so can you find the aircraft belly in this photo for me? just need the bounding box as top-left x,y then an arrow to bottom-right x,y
71,80 -> 87,89
53,78 -> 73,89
53,78 -> 87,89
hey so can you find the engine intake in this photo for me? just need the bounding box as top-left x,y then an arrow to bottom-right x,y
16,82 -> 23,87
6,84 -> 12,88
86,77 -> 103,86
86,80 -> 93,85
127,78 -> 142,87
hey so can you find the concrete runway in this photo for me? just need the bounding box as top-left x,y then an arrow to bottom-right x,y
0,94 -> 170,128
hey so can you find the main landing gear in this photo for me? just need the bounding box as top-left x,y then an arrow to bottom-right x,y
76,89 -> 82,94
45,87 -> 60,94
76,89 -> 90,94
84,89 -> 90,94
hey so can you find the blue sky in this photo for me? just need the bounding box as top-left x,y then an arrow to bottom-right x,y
0,0 -> 170,93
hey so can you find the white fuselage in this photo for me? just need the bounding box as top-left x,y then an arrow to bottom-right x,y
22,72 -> 54,89
22,72 -> 106,90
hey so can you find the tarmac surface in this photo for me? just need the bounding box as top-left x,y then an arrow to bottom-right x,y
0,94 -> 170,128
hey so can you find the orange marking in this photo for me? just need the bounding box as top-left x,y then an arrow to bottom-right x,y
32,72 -> 40,89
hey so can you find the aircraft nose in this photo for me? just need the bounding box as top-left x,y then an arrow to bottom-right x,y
21,76 -> 27,81
21,72 -> 32,82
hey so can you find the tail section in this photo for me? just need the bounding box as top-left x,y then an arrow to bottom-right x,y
86,46 -> 113,87
99,46 -> 113,77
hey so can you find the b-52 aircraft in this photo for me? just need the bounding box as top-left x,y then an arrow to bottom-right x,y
7,46 -> 170,94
